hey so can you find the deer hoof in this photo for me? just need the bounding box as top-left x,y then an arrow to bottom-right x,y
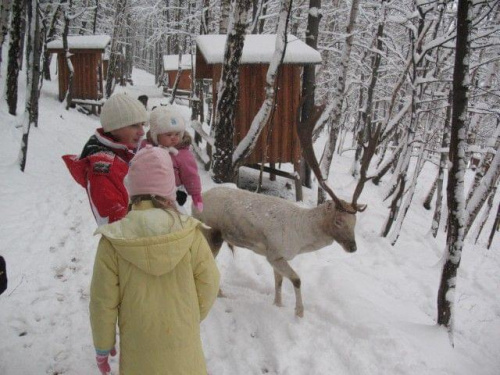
295,307 -> 304,318
273,299 -> 283,307
217,288 -> 226,298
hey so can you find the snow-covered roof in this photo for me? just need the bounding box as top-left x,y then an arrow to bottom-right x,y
196,34 -> 322,64
163,54 -> 194,71
47,35 -> 111,50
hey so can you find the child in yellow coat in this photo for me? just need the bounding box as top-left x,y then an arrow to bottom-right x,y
89,145 -> 219,374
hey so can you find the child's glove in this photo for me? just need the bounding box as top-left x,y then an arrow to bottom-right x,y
192,194 -> 204,212
96,347 -> 117,375
176,190 -> 188,206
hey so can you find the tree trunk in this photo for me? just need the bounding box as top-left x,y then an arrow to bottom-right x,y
19,0 -> 39,171
351,0 -> 386,184
218,0 -> 231,34
464,141 -> 500,238
62,1 -> 74,110
105,0 -> 127,98
6,0 -> 23,115
251,0 -> 266,34
431,93 -> 452,237
465,127 -> 499,202
318,0 -> 359,204
0,0 -> 11,70
423,173 -> 438,210
125,14 -> 133,84
474,186 -> 497,244
437,0 -> 471,334
487,201 -> 500,249
381,173 -> 405,238
463,129 -> 500,236
29,0 -> 42,127
232,0 -> 292,170
211,0 -> 252,183
299,0 -> 322,188
93,0 -> 98,34
42,4 -> 62,81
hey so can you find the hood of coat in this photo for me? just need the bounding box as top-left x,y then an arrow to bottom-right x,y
95,201 -> 201,276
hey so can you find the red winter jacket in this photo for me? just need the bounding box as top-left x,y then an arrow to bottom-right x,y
62,129 -> 137,225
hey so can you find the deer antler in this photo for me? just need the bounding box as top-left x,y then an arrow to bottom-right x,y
296,97 -> 364,214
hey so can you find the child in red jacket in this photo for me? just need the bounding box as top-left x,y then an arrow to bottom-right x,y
62,93 -> 148,225
149,106 -> 204,212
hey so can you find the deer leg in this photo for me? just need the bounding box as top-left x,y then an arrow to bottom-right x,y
268,257 -> 304,318
273,270 -> 283,307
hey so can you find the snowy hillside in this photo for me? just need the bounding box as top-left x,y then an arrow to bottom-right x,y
0,64 -> 499,375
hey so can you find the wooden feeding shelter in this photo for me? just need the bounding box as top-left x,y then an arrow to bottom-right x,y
195,34 -> 322,198
47,35 -> 111,111
162,54 -> 193,96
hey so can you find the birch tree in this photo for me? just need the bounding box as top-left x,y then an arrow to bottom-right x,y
105,0 -> 127,97
299,0 -> 321,189
211,0 -> 252,183
232,0 -> 293,169
41,3 -> 62,81
318,0 -> 359,204
437,0 -> 471,335
19,0 -> 40,171
6,0 -> 24,115
0,0 -> 11,70
431,94 -> 452,237
487,202 -> 500,249
62,0 -> 74,109
219,0 -> 231,34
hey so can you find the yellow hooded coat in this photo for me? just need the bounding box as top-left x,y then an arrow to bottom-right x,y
89,201 -> 220,375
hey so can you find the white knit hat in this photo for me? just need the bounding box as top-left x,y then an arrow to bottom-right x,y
149,106 -> 186,145
100,93 -> 148,132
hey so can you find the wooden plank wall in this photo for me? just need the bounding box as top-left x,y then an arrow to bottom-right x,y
167,70 -> 192,90
56,51 -> 103,101
210,64 -> 302,165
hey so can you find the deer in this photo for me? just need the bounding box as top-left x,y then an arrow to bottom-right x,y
193,101 -> 366,317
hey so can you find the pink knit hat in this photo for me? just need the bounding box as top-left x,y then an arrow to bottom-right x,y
125,145 -> 176,202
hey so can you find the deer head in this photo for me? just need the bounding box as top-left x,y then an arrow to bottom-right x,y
296,97 -> 366,214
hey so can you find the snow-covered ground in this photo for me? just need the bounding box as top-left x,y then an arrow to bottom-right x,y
0,61 -> 499,375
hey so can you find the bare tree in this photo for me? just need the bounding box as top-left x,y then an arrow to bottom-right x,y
431,94 -> 452,238
474,185 -> 498,244
19,0 -> 41,171
62,0 -> 74,110
41,2 -> 62,81
317,0 -> 359,204
211,0 -> 252,183
219,0 -> 231,34
6,0 -> 24,115
232,0 -> 293,173
437,0 -> 471,335
251,0 -> 267,34
299,0 -> 322,189
0,0 -> 11,70
487,202 -> 500,249
105,0 -> 128,98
